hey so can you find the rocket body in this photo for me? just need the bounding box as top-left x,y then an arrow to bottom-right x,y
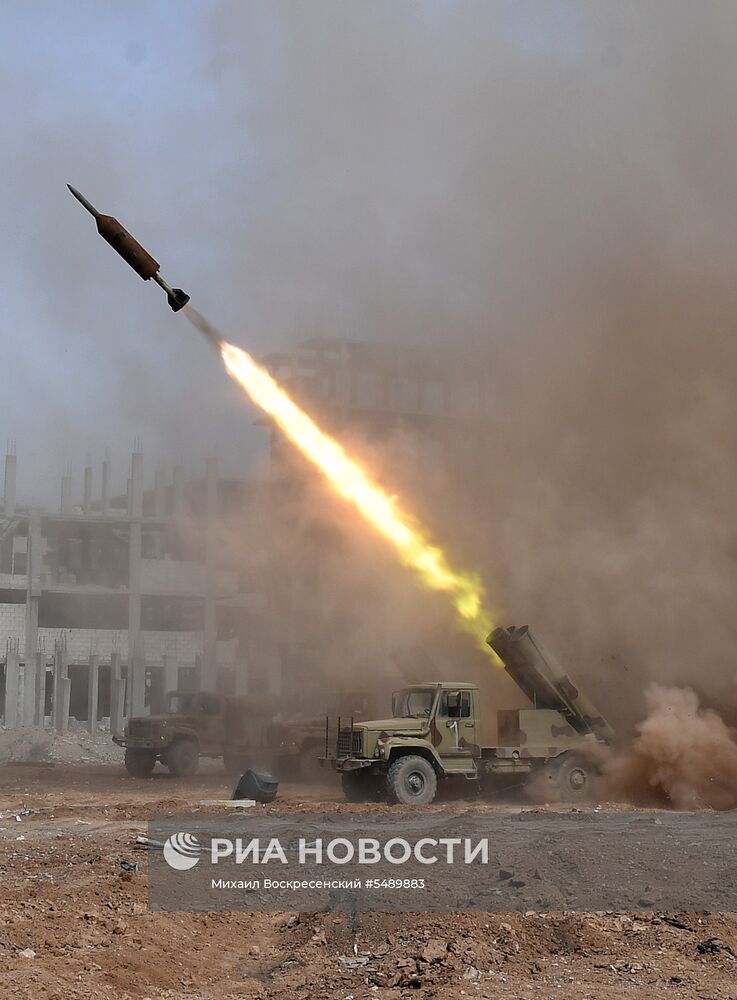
67,185 -> 189,312
95,213 -> 160,280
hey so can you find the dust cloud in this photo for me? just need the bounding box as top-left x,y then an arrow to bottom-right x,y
602,685 -> 737,810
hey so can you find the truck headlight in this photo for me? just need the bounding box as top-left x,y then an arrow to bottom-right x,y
374,744 -> 385,758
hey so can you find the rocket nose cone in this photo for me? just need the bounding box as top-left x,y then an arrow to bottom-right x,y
67,184 -> 100,219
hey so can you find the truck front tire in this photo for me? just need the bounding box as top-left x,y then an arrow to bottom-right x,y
387,755 -> 437,805
124,748 -> 156,777
167,739 -> 199,777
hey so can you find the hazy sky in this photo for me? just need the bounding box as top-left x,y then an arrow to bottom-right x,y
0,0 -> 590,505
3,0 -> 737,517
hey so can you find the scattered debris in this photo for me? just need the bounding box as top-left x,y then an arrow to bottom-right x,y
198,798 -> 257,808
420,939 -> 447,963
338,955 -> 371,969
661,916 -> 690,930
697,937 -> 736,957
18,948 -> 36,959
232,768 -> 278,804
120,860 -> 138,873
134,835 -> 164,850
0,727 -> 123,766
0,806 -> 34,822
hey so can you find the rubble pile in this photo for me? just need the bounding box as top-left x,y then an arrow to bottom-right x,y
0,726 -> 123,767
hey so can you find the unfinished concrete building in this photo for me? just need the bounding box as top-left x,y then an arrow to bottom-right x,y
0,447 -> 275,732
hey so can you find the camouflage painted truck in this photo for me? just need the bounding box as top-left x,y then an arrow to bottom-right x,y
321,625 -> 614,805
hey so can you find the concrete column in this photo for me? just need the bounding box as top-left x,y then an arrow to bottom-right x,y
83,458 -> 93,514
266,650 -> 283,697
87,654 -> 99,733
52,645 -> 70,733
234,655 -> 250,696
33,653 -> 46,727
202,457 -> 218,691
4,648 -> 20,728
129,449 -> 143,516
60,472 -> 72,515
172,464 -> 185,516
127,450 -> 144,715
23,512 -> 41,724
21,657 -> 35,728
162,654 -> 178,694
101,453 -> 111,516
109,652 -> 126,733
154,464 -> 166,518
126,648 -> 146,718
4,453 -> 16,516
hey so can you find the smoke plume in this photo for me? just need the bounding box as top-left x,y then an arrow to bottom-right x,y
603,685 -> 737,809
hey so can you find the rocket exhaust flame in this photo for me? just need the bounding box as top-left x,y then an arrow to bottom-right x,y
184,306 -> 498,655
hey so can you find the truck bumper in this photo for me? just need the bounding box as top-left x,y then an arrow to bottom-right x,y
112,736 -> 163,752
319,756 -> 374,773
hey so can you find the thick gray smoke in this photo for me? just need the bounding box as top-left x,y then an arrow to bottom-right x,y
5,3 -> 737,728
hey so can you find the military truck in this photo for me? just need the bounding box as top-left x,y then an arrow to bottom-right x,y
114,689 -> 375,778
113,690 -> 280,777
321,625 -> 613,805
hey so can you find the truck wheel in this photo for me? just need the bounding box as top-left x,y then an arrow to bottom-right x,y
124,748 -> 156,777
341,770 -> 383,803
167,739 -> 199,777
387,755 -> 437,805
551,752 -> 592,801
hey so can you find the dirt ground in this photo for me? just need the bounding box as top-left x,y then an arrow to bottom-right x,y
1,763 -> 736,999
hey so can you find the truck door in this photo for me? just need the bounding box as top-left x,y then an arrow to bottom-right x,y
436,689 -> 478,758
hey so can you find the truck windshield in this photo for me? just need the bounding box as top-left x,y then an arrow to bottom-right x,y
393,688 -> 435,719
165,693 -> 199,714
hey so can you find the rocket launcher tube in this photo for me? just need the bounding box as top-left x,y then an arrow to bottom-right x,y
488,625 -> 614,741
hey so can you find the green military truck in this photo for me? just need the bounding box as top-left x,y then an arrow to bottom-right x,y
321,625 -> 614,805
113,690 -> 284,777
114,689 -> 374,778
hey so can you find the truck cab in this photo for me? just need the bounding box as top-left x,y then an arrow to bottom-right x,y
323,682 -> 482,804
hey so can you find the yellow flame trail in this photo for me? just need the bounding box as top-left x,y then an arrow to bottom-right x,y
216,340 -> 497,654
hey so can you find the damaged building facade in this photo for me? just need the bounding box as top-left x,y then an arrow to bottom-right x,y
0,447 -> 276,731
